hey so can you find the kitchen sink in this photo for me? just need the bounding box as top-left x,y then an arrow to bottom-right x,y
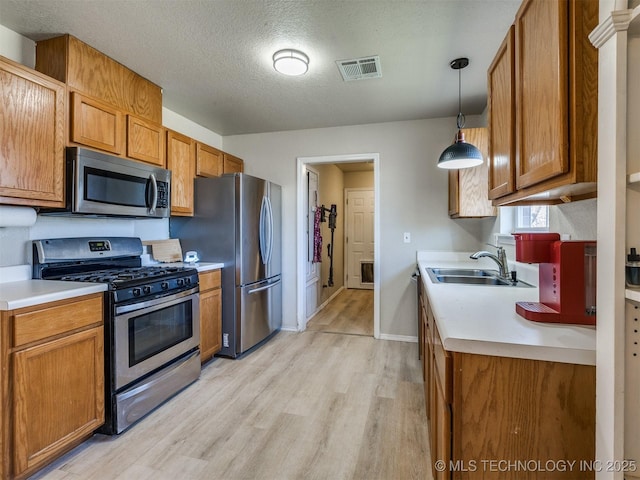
426,267 -> 533,288
434,276 -> 512,286
428,268 -> 497,277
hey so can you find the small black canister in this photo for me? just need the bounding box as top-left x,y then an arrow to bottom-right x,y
627,248 -> 640,288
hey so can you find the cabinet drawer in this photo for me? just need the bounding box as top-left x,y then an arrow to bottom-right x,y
13,294 -> 104,348
199,269 -> 221,292
432,322 -> 452,404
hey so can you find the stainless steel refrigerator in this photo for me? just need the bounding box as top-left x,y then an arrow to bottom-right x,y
170,173 -> 282,358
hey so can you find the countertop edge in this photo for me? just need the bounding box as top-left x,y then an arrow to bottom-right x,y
0,282 -> 108,311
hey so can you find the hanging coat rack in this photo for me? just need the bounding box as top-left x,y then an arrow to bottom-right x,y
320,204 -> 337,287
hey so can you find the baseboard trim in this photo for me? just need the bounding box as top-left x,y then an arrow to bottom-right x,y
378,334 -> 418,343
306,286 -> 346,321
280,326 -> 299,332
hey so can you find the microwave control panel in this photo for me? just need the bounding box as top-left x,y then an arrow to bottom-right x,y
157,181 -> 169,208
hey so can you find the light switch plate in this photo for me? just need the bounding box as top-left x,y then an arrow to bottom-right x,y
403,232 -> 411,243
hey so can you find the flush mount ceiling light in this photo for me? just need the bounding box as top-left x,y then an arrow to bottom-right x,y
437,57 -> 484,169
273,49 -> 309,76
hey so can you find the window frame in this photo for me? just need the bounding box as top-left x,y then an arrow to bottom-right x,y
514,205 -> 550,232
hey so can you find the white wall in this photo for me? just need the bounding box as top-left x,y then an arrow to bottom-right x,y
224,118 -> 491,337
0,24 -> 35,66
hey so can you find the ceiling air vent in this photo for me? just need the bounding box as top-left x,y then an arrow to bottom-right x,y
336,56 -> 382,81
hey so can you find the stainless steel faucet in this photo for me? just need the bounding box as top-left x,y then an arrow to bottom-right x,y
470,245 -> 510,278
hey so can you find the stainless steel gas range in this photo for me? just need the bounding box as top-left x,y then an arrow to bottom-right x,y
32,237 -> 201,434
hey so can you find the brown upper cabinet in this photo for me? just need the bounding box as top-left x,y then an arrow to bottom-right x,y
70,91 -> 124,155
127,114 -> 166,167
196,143 -> 223,177
0,56 -> 66,208
223,152 -> 244,174
166,129 -> 196,216
487,27 -> 516,200
448,128 -> 497,218
487,0 -> 598,205
35,34 -> 162,123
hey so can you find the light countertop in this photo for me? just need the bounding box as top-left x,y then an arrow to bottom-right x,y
147,262 -> 224,272
0,262 -> 224,311
417,251 -> 596,366
0,265 -> 107,311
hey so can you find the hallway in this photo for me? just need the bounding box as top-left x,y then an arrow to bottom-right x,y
306,289 -> 374,336
31,330 -> 431,480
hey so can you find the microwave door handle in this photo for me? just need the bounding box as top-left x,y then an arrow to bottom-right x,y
147,174 -> 158,214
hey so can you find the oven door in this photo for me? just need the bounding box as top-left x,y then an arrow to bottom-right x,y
114,287 -> 199,390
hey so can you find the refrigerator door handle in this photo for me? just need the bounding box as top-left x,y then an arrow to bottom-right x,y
247,277 -> 281,295
259,196 -> 268,264
265,195 -> 274,265
259,195 -> 274,266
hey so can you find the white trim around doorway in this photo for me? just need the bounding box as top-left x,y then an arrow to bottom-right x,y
296,153 -> 381,338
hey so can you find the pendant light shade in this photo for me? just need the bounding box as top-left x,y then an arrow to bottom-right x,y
437,58 -> 484,169
437,130 -> 484,169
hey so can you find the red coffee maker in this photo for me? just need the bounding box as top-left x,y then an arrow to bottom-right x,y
513,233 -> 597,326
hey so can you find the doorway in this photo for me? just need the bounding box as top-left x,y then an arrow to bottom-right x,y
296,153 -> 380,337
345,188 -> 374,290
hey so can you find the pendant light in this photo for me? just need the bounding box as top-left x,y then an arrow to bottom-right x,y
437,57 -> 484,169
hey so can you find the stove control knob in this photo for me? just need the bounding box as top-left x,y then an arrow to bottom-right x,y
133,287 -> 141,297
143,285 -> 152,295
161,281 -> 169,290
185,277 -> 191,285
177,278 -> 185,287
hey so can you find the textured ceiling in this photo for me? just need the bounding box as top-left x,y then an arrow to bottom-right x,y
0,0 -> 521,136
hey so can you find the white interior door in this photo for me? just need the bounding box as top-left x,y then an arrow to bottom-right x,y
346,189 -> 374,289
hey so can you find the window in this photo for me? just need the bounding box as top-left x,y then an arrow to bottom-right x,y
515,205 -> 549,230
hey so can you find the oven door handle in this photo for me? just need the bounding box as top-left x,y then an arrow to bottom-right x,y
115,286 -> 199,315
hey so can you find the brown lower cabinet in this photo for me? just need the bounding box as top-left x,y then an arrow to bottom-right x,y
199,269 -> 222,363
1,293 -> 104,480
420,288 -> 595,479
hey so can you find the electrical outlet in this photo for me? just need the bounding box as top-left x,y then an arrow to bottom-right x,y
403,232 -> 411,243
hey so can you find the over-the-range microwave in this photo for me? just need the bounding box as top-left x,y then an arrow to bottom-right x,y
42,147 -> 171,218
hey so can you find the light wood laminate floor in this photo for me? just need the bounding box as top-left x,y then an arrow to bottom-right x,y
306,289 -> 374,337
31,331 -> 431,480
